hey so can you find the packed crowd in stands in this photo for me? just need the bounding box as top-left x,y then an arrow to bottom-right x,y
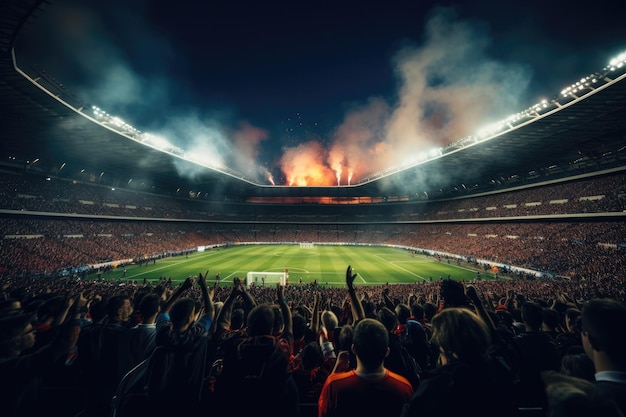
1,218 -> 624,280
1,170 -> 625,221
1,266 -> 625,417
1,168 -> 625,416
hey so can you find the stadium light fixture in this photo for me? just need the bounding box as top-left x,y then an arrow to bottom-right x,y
609,51 -> 626,69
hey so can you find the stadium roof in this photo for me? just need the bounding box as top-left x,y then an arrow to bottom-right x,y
1,0 -> 626,202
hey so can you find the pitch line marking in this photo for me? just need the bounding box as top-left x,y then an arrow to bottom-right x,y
125,251 -> 219,279
373,254 -> 428,282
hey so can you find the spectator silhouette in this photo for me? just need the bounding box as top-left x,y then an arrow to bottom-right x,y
541,370 -> 624,417
318,318 -> 413,417
512,301 -> 561,411
147,273 -> 214,415
0,312 -> 80,417
560,352 -> 595,382
318,266 -> 413,417
77,293 -> 135,417
291,340 -> 333,409
555,307 -> 583,357
127,292 -> 161,367
401,307 -> 516,417
214,285 -> 298,417
0,298 -> 23,316
580,298 -> 626,415
377,306 -> 422,390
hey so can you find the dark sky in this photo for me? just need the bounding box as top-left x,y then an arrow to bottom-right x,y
14,0 -> 626,186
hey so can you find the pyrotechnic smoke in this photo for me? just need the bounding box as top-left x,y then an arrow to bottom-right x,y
22,3 -> 529,188
279,142 -> 336,186
276,7 -> 528,186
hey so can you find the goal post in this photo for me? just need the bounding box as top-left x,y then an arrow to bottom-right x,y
246,271 -> 288,286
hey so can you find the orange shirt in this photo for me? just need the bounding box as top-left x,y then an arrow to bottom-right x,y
318,369 -> 413,417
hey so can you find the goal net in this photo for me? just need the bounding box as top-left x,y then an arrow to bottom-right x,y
246,271 -> 288,286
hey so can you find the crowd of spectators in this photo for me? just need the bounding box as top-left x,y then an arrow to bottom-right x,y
1,167 -> 624,416
1,218 -> 623,281
1,266 -> 625,417
1,170 -> 624,222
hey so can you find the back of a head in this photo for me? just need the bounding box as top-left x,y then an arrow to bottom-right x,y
423,302 -> 437,321
169,298 -> 196,330
542,370 -> 623,417
230,308 -> 245,330
106,294 -> 130,322
411,303 -> 424,320
301,341 -> 323,370
0,313 -> 33,356
336,324 -> 354,351
560,353 -> 596,382
377,307 -> 398,333
138,293 -> 161,320
292,313 -> 307,339
521,301 -> 545,330
543,308 -> 561,330
495,309 -> 514,329
581,298 -> 626,366
89,299 -> 108,324
430,307 -> 491,362
440,280 -> 470,309
395,303 -> 411,325
352,318 -> 389,370
565,308 -> 581,332
321,310 -> 339,331
246,304 -> 275,337
37,295 -> 65,322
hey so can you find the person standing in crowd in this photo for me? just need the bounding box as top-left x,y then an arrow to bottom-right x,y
127,292 -> 161,367
77,293 -> 136,417
580,298 -> 626,415
0,312 -> 81,417
512,300 -> 561,410
147,273 -> 214,415
214,284 -> 298,417
541,370 -> 624,417
376,306 -> 422,390
318,317 -> 413,417
401,307 -> 516,417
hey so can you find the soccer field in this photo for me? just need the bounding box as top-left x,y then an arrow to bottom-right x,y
98,244 -> 490,287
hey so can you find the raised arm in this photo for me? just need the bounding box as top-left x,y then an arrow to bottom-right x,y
382,287 -> 394,311
198,271 -> 214,321
277,283 -> 293,336
311,292 -> 321,334
161,277 -> 193,314
214,277 -> 241,339
346,265 -> 365,322
238,278 -> 257,311
466,285 -> 496,331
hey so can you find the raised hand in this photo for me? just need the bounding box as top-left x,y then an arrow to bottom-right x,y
465,285 -> 480,305
346,265 -> 357,290
198,271 -> 208,288
182,276 -> 194,290
277,282 -> 286,301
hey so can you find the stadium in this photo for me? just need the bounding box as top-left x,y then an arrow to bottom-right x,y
2,2 -> 626,417
1,0 -> 625,283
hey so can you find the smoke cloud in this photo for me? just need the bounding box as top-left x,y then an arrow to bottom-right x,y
277,7 -> 529,186
20,3 -> 530,188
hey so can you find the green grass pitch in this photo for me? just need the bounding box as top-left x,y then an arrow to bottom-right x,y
97,244 -> 493,287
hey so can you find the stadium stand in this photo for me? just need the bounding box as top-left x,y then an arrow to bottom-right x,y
1,2 -> 625,417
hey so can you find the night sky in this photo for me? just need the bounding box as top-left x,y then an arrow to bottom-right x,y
14,0 -> 626,186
